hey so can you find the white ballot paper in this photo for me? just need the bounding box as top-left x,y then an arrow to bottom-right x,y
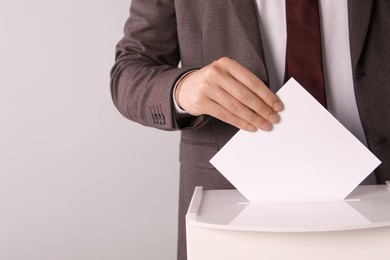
210,78 -> 381,203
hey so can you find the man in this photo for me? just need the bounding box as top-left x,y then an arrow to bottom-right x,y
111,1 -> 390,259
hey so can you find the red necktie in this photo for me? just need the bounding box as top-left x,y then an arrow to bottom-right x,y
284,0 -> 327,107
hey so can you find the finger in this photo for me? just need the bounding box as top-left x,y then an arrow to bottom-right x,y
216,73 -> 280,124
221,58 -> 284,112
204,99 -> 259,132
202,62 -> 279,124
208,87 -> 272,131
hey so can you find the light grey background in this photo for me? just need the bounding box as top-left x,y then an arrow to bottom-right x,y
0,1 -> 181,259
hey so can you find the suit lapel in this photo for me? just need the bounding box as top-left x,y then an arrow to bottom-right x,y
348,0 -> 374,70
227,0 -> 268,82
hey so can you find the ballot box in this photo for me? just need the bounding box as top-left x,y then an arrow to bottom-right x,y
186,185 -> 390,260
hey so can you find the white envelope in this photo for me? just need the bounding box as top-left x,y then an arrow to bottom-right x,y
210,78 -> 381,203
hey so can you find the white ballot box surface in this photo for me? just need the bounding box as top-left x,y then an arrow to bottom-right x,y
186,185 -> 390,260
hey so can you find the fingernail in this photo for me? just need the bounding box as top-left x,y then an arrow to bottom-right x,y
261,122 -> 272,131
247,125 -> 257,132
273,101 -> 283,111
268,114 -> 279,124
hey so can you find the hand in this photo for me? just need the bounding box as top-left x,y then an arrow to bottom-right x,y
175,57 -> 283,132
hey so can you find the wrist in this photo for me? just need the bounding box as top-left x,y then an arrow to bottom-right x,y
174,70 -> 196,111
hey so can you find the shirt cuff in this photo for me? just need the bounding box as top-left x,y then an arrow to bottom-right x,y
172,70 -> 197,115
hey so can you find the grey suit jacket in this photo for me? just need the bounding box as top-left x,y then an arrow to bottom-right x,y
111,1 -> 390,259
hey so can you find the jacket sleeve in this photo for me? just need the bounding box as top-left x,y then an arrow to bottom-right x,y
110,0 -> 208,130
